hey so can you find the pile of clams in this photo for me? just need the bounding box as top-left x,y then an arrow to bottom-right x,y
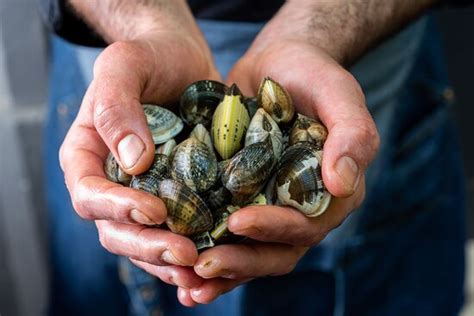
105,78 -> 332,249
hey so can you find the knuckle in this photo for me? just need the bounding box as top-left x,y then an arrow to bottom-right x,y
97,225 -> 111,251
93,100 -> 123,136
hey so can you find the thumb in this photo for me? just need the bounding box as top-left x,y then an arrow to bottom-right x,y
305,68 -> 380,198
85,42 -> 157,175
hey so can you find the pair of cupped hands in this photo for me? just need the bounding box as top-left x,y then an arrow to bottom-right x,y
59,9 -> 379,306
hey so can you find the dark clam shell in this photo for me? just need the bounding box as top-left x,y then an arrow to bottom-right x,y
170,138 -> 218,193
104,152 -> 132,186
222,137 -> 276,205
129,153 -> 171,194
157,179 -> 213,236
276,142 -> 331,217
180,80 -> 228,127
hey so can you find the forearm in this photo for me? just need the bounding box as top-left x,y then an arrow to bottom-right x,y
256,0 -> 437,65
69,0 -> 200,43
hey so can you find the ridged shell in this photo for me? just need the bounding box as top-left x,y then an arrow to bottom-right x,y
276,142 -> 331,217
222,137 -> 276,205
104,153 -> 131,185
211,84 -> 250,160
170,125 -> 218,193
257,77 -> 295,124
289,113 -> 328,147
129,152 -> 171,194
245,108 -> 283,159
180,80 -> 227,127
157,179 -> 213,236
143,104 -> 184,144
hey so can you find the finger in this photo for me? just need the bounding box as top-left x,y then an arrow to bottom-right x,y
60,125 -> 166,224
130,259 -> 203,289
96,220 -> 198,266
194,243 -> 307,279
177,288 -> 197,307
228,178 -> 365,246
189,278 -> 247,305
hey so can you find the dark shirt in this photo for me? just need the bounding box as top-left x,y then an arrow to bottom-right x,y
38,0 -> 472,47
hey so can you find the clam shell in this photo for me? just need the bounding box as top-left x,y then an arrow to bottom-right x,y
157,179 -> 213,236
245,108 -> 283,159
104,152 -> 131,185
289,113 -> 328,147
276,142 -> 331,217
143,104 -> 184,144
180,80 -> 227,127
170,138 -> 218,193
211,84 -> 250,160
257,77 -> 295,124
222,137 -> 276,205
129,152 -> 171,194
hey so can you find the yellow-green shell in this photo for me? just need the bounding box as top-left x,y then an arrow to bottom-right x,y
211,86 -> 250,160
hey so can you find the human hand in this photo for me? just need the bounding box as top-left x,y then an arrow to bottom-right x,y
60,0 -> 219,269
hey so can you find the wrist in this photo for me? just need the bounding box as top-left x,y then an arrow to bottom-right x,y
251,0 -> 435,66
69,0 -> 199,43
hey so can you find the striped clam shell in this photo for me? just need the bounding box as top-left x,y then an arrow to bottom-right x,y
289,113 -> 328,147
157,179 -> 213,236
104,152 -> 131,186
276,142 -> 331,217
129,152 -> 172,195
143,104 -> 184,144
211,84 -> 250,160
257,77 -> 295,124
222,136 -> 276,205
179,80 -> 228,127
170,137 -> 218,193
245,108 -> 283,159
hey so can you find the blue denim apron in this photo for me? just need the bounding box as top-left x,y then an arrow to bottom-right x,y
44,16 -> 466,316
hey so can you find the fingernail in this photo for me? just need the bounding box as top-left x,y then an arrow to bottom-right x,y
335,156 -> 360,193
191,288 -> 202,298
130,209 -> 155,225
161,250 -> 184,266
196,260 -> 214,272
118,134 -> 145,169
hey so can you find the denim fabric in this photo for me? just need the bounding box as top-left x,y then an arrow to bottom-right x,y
44,17 -> 466,316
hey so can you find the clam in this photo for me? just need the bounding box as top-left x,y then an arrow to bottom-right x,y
222,136 -> 276,205
203,159 -> 232,211
276,142 -> 331,217
257,77 -> 295,124
180,80 -> 228,127
129,140 -> 176,194
143,104 -> 184,144
170,124 -> 218,193
157,179 -> 213,236
104,153 -> 131,186
289,113 -> 328,147
211,84 -> 250,160
245,108 -> 283,159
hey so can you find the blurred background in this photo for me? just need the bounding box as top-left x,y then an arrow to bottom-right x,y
0,1 -> 473,315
